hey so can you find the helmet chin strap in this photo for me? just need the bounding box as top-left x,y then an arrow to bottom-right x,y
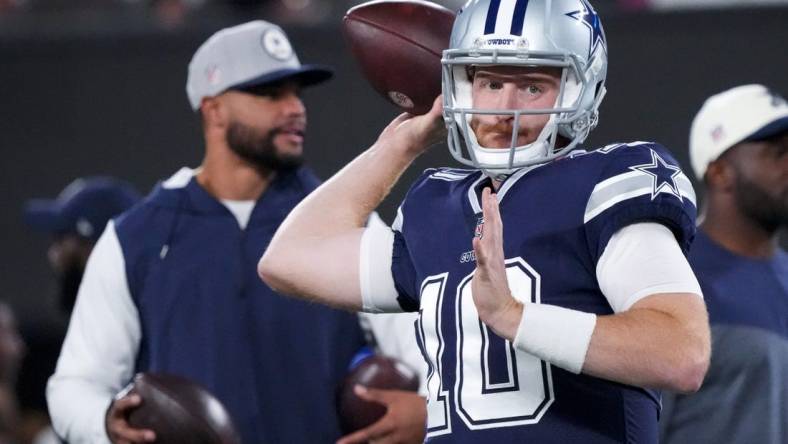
462,114 -> 558,180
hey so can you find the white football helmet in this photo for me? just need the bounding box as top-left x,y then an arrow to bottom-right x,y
442,0 -> 608,179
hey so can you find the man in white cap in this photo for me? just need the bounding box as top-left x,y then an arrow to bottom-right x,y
46,21 -> 368,443
660,84 -> 788,444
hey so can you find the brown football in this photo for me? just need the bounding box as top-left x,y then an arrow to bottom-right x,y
126,372 -> 240,444
336,354 -> 421,434
342,0 -> 456,115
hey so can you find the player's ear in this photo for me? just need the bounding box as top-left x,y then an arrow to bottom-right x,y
200,96 -> 228,129
704,158 -> 735,193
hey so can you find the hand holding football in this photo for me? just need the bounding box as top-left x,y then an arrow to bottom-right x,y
336,354 -> 421,434
125,372 -> 240,444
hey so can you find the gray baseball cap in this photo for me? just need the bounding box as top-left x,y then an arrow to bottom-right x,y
186,20 -> 332,111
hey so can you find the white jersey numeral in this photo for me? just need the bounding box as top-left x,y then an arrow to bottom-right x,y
419,273 -> 453,437
420,258 -> 554,437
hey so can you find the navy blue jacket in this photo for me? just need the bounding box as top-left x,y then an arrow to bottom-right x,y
114,167 -> 366,443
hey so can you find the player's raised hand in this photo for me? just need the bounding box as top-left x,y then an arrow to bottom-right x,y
471,187 -> 523,341
377,96 -> 446,157
337,385 -> 427,444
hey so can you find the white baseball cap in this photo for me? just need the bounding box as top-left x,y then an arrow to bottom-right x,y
186,20 -> 332,111
689,84 -> 788,179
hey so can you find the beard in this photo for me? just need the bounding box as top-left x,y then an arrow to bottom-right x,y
226,120 -> 304,173
57,263 -> 85,314
734,174 -> 788,234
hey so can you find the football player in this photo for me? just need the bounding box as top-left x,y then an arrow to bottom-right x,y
260,0 -> 710,442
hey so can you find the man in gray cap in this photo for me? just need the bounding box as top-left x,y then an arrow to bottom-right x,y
660,84 -> 788,444
46,21 -> 366,443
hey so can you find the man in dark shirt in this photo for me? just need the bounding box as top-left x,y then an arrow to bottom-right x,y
661,84 -> 788,444
47,21 -> 366,444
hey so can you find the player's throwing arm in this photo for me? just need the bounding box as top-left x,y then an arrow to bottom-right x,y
258,98 -> 445,309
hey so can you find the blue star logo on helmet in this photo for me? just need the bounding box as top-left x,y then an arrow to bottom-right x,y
566,0 -> 607,58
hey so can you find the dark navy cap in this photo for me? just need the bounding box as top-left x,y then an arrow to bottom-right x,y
24,177 -> 141,241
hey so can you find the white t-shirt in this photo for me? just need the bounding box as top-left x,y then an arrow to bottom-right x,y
221,199 -> 255,230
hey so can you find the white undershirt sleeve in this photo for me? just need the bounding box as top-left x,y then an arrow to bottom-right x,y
46,221 -> 141,444
358,312 -> 429,395
596,222 -> 703,313
513,222 -> 703,374
359,213 -> 403,313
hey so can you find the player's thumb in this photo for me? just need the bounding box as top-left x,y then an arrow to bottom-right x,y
354,385 -> 390,404
472,237 -> 489,267
424,95 -> 447,145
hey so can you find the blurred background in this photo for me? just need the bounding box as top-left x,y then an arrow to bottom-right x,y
0,0 -> 786,442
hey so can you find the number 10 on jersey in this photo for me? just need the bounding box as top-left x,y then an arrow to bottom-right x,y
417,257 -> 554,438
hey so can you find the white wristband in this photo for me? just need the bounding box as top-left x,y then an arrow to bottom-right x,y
513,303 -> 597,374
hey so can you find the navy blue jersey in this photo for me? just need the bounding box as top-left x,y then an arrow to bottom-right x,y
390,142 -> 697,443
